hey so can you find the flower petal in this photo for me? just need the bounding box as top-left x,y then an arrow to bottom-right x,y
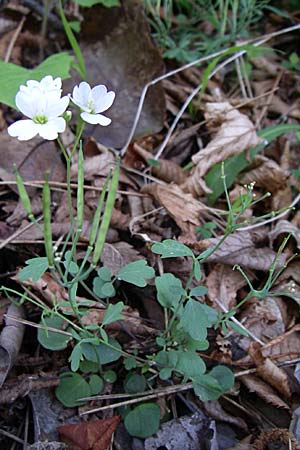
37,117 -> 66,140
92,87 -> 115,113
80,112 -> 111,126
46,95 -> 70,118
72,82 -> 91,109
7,119 -> 39,141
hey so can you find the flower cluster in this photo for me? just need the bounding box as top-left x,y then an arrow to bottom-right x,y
8,76 -> 115,141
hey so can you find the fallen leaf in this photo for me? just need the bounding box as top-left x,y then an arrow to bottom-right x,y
239,155 -> 288,193
240,374 -> 290,410
249,342 -> 294,398
0,303 -> 25,387
181,101 -> 263,195
0,135 -> 65,196
58,416 -> 120,450
204,232 -> 286,271
100,241 -> 142,275
142,183 -> 207,240
206,263 -> 249,311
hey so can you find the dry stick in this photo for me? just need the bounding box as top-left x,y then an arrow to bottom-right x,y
120,23 -> 300,159
255,68 -> 284,128
0,216 -> 43,250
80,357 -> 300,416
0,180 -> 146,197
4,16 -> 25,62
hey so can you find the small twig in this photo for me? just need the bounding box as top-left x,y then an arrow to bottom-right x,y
4,315 -> 73,337
0,215 -> 43,251
4,16 -> 25,63
0,180 -> 146,197
255,69 -> 284,128
0,429 -> 24,445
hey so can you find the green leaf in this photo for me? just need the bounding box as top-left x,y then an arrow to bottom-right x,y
190,286 -> 208,297
38,316 -> 71,351
176,351 -> 206,379
180,300 -> 212,341
124,357 -> 137,370
97,266 -> 112,282
103,370 -> 117,383
79,360 -> 99,374
124,373 -> 146,393
63,251 -> 79,275
81,339 -> 122,365
117,260 -> 154,287
18,257 -> 49,282
102,302 -> 124,326
93,276 -> 115,298
155,273 -> 184,309
152,239 -> 194,258
69,343 -> 83,372
209,365 -> 234,392
74,0 -> 120,6
206,124 -> 300,204
193,374 -> 224,401
124,403 -> 160,438
89,374 -> 104,395
193,259 -> 201,281
0,53 -> 73,108
55,372 -> 90,407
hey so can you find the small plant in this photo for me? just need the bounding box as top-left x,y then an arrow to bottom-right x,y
143,0 -> 274,62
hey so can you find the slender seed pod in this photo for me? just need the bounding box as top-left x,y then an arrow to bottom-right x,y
76,143 -> 84,231
89,171 -> 111,248
14,165 -> 33,219
92,158 -> 120,266
42,172 -> 54,267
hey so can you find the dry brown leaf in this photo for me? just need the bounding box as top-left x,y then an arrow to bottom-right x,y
239,155 -> 288,193
249,342 -> 293,398
203,400 -> 248,430
205,232 -> 286,271
82,305 -> 157,337
269,219 -> 300,249
58,416 -> 120,450
240,374 -> 290,410
133,144 -> 187,184
100,242 -> 142,275
252,429 -> 300,450
0,135 -> 65,196
141,183 -> 207,239
206,263 -> 249,311
237,296 -> 286,351
0,303 -> 25,388
181,101 -> 263,195
262,325 -> 300,363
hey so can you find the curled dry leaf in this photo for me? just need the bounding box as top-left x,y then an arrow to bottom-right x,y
205,232 -> 286,271
237,296 -> 286,352
181,101 -> 263,196
58,416 -> 120,450
133,144 -> 187,184
206,263 -> 250,311
249,342 -> 293,398
141,183 -> 207,240
240,375 -> 290,411
239,155 -> 288,193
0,303 -> 25,387
269,219 -> 300,249
203,400 -> 248,431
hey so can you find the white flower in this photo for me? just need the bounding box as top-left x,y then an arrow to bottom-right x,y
19,75 -> 62,97
71,81 -> 115,126
8,83 -> 69,141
